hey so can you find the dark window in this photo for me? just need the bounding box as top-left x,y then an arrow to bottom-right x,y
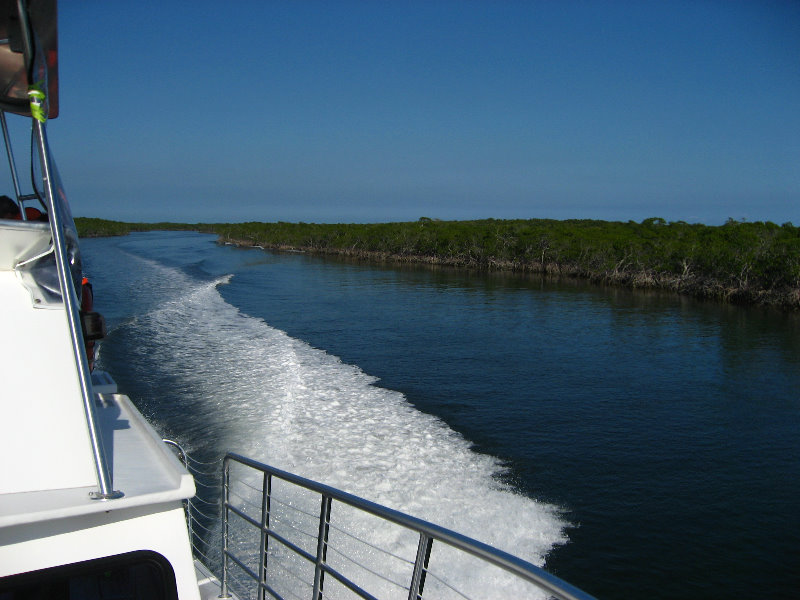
0,550 -> 179,600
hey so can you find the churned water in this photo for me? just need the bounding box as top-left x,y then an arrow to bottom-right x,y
82,231 -> 800,599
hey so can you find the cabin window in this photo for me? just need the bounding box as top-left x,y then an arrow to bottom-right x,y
0,550 -> 178,599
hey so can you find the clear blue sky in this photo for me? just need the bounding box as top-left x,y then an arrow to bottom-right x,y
52,1 -> 799,225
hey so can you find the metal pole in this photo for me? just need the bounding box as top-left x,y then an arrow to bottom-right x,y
219,457 -> 232,599
312,495 -> 332,600
16,0 -> 120,501
408,533 -> 433,600
33,121 -> 122,500
15,0 -> 33,62
257,471 -> 270,600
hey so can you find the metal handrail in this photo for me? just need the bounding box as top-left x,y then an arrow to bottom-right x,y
30,91 -> 121,501
5,0 -> 121,501
163,439 -> 194,543
221,452 -> 596,600
162,438 -> 189,466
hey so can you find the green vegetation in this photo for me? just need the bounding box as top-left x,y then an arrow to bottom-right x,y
74,218 -> 205,237
75,217 -> 800,310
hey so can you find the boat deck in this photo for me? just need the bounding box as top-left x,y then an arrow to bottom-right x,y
0,392 -> 195,529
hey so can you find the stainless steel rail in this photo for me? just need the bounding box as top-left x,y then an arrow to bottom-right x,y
220,452 -> 596,600
4,0 -> 122,501
33,118 -> 121,500
163,439 -> 194,540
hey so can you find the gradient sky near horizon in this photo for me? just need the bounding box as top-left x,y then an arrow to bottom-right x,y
51,1 -> 799,225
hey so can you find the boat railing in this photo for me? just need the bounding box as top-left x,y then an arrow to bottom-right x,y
162,439 -> 194,536
215,452 -> 595,600
161,439 -> 223,572
1,0 -> 121,501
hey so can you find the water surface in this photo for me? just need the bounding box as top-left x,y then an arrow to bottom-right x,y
82,231 -> 800,599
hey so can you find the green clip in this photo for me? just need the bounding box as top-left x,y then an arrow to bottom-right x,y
28,84 -> 47,123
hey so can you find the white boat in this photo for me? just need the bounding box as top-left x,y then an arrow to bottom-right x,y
0,2 -> 595,598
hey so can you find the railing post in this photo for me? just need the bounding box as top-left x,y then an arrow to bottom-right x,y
311,494 -> 333,600
34,120 -> 122,501
258,471 -> 271,600
219,457 -> 232,599
218,453 -> 597,600
408,533 -> 433,600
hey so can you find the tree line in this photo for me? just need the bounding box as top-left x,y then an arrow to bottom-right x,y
73,218 -> 202,237
74,217 -> 800,309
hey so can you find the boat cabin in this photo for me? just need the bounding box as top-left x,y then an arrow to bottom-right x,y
0,1 -> 202,598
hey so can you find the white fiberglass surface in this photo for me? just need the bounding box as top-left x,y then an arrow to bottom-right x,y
88,239 -> 569,598
0,272 -> 97,495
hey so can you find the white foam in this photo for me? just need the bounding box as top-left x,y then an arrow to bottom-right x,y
114,258 -> 569,597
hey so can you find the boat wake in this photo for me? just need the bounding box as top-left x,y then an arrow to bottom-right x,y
93,242 -> 569,597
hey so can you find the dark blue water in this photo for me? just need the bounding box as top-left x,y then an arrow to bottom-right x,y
82,231 -> 800,599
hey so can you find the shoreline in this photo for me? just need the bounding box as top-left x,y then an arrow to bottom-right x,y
220,236 -> 800,311
73,217 -> 800,312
